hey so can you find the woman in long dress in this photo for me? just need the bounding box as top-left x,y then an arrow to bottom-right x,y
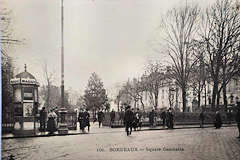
47,109 -> 58,134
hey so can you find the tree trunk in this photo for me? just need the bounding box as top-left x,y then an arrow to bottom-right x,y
197,81 -> 201,109
222,62 -> 227,111
216,91 -> 220,110
117,99 -> 120,112
223,84 -> 227,111
47,85 -> 50,109
154,91 -> 158,110
197,92 -> 201,109
212,82 -> 218,110
182,87 -> 187,112
140,98 -> 145,111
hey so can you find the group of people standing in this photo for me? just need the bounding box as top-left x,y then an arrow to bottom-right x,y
78,108 -> 91,132
123,106 -> 144,136
39,107 -> 58,134
149,108 -> 174,129
160,108 -> 174,129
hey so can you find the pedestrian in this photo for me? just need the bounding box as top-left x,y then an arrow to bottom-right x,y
226,109 -> 233,124
136,108 -> 142,130
39,107 -> 47,132
168,108 -> 174,129
235,102 -> 240,139
78,108 -> 84,132
199,110 -> 205,128
132,110 -> 139,131
149,109 -> 155,127
124,105 -> 134,136
47,109 -> 58,135
110,109 -> 116,127
214,111 -> 222,129
83,109 -> 90,132
166,108 -> 174,129
118,109 -> 124,125
160,110 -> 167,128
166,109 -> 170,128
97,109 -> 105,128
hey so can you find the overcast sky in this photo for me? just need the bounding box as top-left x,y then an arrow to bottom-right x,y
2,0 -> 215,97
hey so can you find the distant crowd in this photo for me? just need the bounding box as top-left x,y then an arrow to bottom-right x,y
39,102 -> 240,139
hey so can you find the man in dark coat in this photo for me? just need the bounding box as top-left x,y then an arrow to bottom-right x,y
149,109 -> 155,127
97,109 -> 105,128
124,105 -> 134,136
110,109 -> 116,127
160,110 -> 167,128
236,102 -> 240,139
199,110 -> 205,128
78,108 -> 84,131
83,109 -> 90,132
40,107 -> 47,132
215,111 -> 222,129
167,108 -> 174,129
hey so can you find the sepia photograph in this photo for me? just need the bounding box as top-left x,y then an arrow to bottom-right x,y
1,0 -> 240,160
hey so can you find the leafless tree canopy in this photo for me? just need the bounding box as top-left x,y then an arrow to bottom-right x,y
161,4 -> 200,112
200,0 -> 240,109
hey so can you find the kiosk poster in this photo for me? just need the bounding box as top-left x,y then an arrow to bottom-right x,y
1,0 -> 240,160
23,103 -> 33,117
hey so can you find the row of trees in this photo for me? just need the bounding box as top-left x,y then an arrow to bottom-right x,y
115,0 -> 240,112
161,0 -> 240,111
115,61 -> 168,112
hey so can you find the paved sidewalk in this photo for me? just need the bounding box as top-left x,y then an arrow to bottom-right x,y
2,126 -> 240,160
2,122 -> 236,139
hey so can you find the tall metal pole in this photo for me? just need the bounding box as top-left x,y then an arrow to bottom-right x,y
61,0 -> 64,108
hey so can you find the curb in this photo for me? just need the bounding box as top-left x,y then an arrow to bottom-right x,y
2,124 -> 237,140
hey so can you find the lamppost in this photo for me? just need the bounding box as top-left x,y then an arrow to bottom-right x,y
58,0 -> 68,134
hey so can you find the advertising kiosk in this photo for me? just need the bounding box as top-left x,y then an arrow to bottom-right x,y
10,65 -> 39,135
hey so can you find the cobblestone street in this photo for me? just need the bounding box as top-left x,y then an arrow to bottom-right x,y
2,124 -> 240,160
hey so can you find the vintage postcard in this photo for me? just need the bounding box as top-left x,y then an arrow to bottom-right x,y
1,0 -> 240,160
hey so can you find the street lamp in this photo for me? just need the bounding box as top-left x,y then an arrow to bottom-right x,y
58,0 -> 68,134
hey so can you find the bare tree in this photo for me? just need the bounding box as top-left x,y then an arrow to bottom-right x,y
161,4 -> 200,112
200,0 -> 240,109
143,61 -> 165,109
41,61 -> 56,110
122,78 -> 145,110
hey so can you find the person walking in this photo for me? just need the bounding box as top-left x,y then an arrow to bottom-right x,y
214,111 -> 222,129
160,110 -> 167,128
83,109 -> 90,132
236,102 -> 240,139
78,108 -> 84,132
97,109 -> 105,128
199,110 -> 205,128
47,109 -> 58,135
110,109 -> 116,127
124,105 -> 134,136
40,107 -> 47,132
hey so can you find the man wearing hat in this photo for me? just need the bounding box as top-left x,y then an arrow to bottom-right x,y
124,105 -> 134,136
